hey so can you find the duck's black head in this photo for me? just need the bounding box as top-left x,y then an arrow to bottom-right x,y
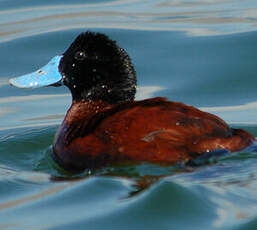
59,32 -> 137,103
9,32 -> 137,104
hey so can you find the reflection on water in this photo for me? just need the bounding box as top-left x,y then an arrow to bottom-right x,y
1,0 -> 257,42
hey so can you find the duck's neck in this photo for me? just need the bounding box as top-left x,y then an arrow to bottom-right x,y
56,100 -> 114,145
64,100 -> 112,125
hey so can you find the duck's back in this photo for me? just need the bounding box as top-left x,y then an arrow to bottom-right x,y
53,97 -> 255,170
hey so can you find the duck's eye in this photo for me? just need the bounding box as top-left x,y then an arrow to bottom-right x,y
74,51 -> 86,61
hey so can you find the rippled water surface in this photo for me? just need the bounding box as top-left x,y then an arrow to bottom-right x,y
0,0 -> 257,229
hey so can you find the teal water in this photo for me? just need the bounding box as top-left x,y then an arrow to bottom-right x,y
0,0 -> 257,229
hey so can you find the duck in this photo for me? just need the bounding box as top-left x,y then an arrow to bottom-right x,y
9,31 -> 255,171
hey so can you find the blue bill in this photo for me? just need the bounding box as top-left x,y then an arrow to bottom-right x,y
9,55 -> 63,88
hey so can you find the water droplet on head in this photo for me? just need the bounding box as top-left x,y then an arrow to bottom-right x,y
73,85 -> 77,88
72,63 -> 75,67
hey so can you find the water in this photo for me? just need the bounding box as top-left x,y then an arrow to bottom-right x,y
0,0 -> 257,229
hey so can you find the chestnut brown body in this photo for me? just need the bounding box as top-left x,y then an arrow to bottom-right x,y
53,97 -> 255,170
